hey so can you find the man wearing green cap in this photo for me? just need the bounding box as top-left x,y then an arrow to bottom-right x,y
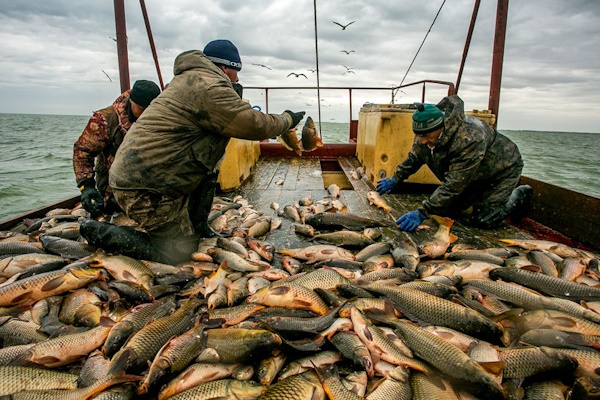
376,95 -> 532,231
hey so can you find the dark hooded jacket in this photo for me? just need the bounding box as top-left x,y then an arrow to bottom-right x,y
109,50 -> 292,200
393,95 -> 523,216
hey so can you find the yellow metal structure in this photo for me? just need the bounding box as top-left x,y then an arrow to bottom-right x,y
217,138 -> 261,191
356,103 -> 495,186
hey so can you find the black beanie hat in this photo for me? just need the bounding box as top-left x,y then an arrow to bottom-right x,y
129,80 -> 161,108
203,39 -> 242,71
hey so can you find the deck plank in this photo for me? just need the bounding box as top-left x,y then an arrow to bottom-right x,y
229,156 -> 533,256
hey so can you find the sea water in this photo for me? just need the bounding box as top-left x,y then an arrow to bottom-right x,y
0,113 -> 599,221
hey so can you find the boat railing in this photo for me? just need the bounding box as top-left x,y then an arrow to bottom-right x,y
244,79 -> 455,143
247,80 -> 454,157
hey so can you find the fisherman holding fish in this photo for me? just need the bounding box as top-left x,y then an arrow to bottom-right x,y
80,39 -> 305,264
73,80 -> 161,217
376,95 -> 533,231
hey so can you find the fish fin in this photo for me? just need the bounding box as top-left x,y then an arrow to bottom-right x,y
9,292 -> 31,305
41,276 -> 64,291
277,136 -> 293,151
7,351 -> 32,366
519,264 -> 542,273
31,355 -> 62,366
99,316 -> 116,327
478,361 -> 506,375
449,234 -> 458,244
490,308 -> 524,323
269,286 -> 291,295
552,316 -> 578,328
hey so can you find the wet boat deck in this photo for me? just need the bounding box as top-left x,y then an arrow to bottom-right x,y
227,156 -> 532,255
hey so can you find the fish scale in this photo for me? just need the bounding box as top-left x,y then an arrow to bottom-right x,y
168,379 -> 266,400
158,363 -> 242,400
490,266 -> 600,302
391,319 -> 504,399
14,324 -> 112,368
110,298 -> 200,372
259,371 -> 325,400
363,283 -> 502,340
0,365 -> 78,396
498,346 -> 578,378
365,366 -> 412,400
102,296 -> 175,357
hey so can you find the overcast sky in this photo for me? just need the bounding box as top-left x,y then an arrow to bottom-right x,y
0,0 -> 598,133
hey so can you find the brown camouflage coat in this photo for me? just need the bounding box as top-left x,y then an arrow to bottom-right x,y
393,95 -> 523,216
72,90 -> 133,196
109,50 -> 293,234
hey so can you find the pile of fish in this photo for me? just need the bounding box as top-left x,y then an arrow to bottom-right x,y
1,190 -> 600,400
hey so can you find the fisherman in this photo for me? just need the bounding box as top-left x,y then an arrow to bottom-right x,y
376,95 -> 532,232
73,79 -> 161,217
80,39 -> 305,264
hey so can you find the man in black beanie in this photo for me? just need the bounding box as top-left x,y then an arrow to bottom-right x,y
73,80 -> 161,217
79,39 -> 305,264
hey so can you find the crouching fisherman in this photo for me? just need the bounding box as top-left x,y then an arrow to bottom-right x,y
73,79 -> 161,217
376,95 -> 532,232
80,39 -> 305,264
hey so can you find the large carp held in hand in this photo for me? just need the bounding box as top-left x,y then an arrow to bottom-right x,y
1,190 -> 600,400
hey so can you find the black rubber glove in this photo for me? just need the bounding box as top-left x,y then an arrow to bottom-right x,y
78,179 -> 104,218
284,110 -> 306,128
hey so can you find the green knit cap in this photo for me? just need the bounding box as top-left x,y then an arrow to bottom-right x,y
412,103 -> 444,135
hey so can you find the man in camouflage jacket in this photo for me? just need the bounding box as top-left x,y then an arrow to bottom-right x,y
80,40 -> 305,264
73,80 -> 160,217
377,95 -> 531,231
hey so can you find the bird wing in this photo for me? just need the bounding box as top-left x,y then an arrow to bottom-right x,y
345,21 -> 356,28
287,73 -> 296,77
332,21 -> 344,28
299,74 -> 308,79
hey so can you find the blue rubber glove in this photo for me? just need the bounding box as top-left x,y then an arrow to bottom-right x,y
376,175 -> 398,195
396,209 -> 426,232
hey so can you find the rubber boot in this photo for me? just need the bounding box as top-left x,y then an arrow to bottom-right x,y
505,185 -> 533,222
80,220 -> 161,262
188,173 -> 220,238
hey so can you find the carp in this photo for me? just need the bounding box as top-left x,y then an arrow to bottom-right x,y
301,116 -> 323,152
277,127 -> 303,156
367,191 -> 392,214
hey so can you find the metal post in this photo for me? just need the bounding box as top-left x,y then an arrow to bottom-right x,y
113,0 -> 130,93
139,0 -> 165,90
489,0 -> 509,127
456,0 -> 481,94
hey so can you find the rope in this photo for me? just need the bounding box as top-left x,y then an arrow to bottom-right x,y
393,0 -> 447,101
313,0 -> 322,137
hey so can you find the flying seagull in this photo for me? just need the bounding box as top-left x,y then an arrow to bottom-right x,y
340,50 -> 355,55
101,70 -> 112,82
252,63 -> 272,70
308,69 -> 316,73
342,65 -> 355,75
332,20 -> 356,30
287,72 -> 308,79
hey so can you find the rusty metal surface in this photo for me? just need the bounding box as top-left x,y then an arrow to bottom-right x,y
521,176 -> 600,250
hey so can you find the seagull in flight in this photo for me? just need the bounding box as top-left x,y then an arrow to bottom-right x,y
342,65 -> 355,75
332,20 -> 356,30
308,69 -> 316,73
252,63 -> 272,70
287,72 -> 308,79
340,50 -> 355,55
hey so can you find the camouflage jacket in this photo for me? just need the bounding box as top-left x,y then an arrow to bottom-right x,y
72,90 -> 133,195
109,50 -> 293,200
393,95 -> 523,216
